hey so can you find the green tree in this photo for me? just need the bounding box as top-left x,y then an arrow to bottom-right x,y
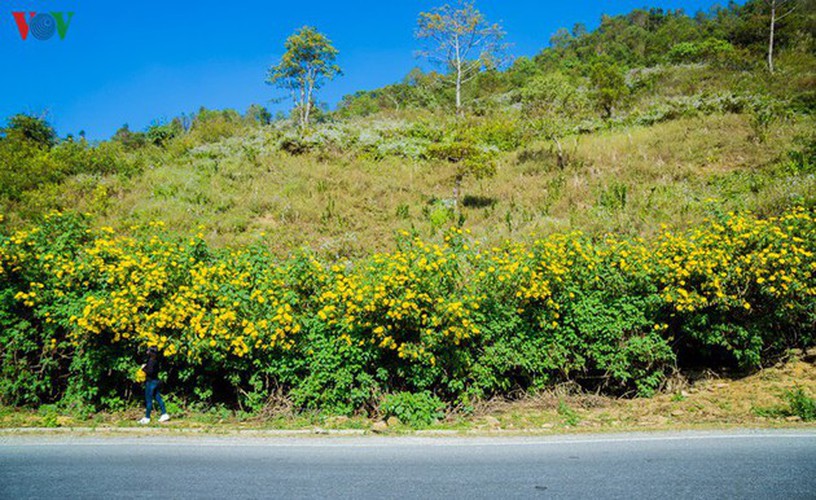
267,26 -> 341,129
246,104 -> 272,126
416,1 -> 507,115
521,73 -> 588,168
2,114 -> 57,149
588,58 -> 628,119
0,136 -> 58,199
146,120 -> 182,147
426,139 -> 496,211
112,124 -> 147,151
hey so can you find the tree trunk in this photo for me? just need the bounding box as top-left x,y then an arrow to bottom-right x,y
304,101 -> 311,129
304,72 -> 315,128
768,1 -> 776,73
453,174 -> 462,213
299,86 -> 307,130
455,35 -> 463,116
553,136 -> 565,170
456,68 -> 462,114
303,86 -> 311,128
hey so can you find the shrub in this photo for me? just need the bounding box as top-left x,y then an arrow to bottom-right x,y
557,401 -> 580,426
278,132 -> 326,156
190,109 -> 245,144
0,140 -> 60,200
755,386 -> 816,421
667,38 -> 737,67
784,136 -> 816,174
520,72 -> 590,119
112,125 -> 147,151
381,391 -> 445,427
748,99 -> 779,143
146,120 -> 183,147
468,118 -> 524,152
782,387 -> 816,421
0,208 -> 813,410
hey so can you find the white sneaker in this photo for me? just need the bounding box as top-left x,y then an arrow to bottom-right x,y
158,414 -> 170,423
138,417 -> 150,425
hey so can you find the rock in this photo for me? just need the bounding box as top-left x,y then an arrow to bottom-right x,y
671,410 -> 685,417
785,415 -> 802,422
804,347 -> 816,363
715,383 -> 728,389
371,421 -> 388,433
681,391 -> 690,398
540,423 -> 554,429
386,416 -> 400,427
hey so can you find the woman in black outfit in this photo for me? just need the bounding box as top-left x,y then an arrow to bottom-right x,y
139,346 -> 170,424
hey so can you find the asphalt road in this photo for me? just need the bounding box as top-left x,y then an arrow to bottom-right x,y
1,430 -> 814,499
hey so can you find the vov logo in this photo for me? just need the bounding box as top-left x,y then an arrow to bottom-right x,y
13,12 -> 75,41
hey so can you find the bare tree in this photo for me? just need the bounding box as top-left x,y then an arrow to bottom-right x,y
764,0 -> 798,73
415,1 -> 507,115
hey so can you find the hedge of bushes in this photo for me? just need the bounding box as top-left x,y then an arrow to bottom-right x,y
0,208 -> 813,413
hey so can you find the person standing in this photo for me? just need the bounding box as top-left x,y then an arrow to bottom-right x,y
139,346 -> 170,424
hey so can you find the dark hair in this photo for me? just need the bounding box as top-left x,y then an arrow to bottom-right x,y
147,346 -> 158,355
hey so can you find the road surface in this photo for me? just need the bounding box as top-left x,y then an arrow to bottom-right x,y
1,430 -> 814,499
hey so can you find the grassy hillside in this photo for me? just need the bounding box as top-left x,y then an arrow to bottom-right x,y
2,2 -> 815,256
1,1 -> 815,415
9,111 -> 810,259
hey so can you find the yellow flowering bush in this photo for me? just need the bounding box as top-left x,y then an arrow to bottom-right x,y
0,208 -> 813,411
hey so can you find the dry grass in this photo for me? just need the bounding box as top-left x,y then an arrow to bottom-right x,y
469,357 -> 816,432
27,112 -> 815,259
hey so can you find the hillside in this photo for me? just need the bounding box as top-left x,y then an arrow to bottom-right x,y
1,2 -> 814,257
0,1 -> 814,416
9,112 -> 810,259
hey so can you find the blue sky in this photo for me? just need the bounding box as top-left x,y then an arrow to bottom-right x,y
1,0 -> 733,139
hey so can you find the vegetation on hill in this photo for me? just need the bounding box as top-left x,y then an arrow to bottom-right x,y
0,0 -> 814,417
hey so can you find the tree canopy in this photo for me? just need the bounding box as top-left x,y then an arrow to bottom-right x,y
2,114 -> 57,149
267,26 -> 342,129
